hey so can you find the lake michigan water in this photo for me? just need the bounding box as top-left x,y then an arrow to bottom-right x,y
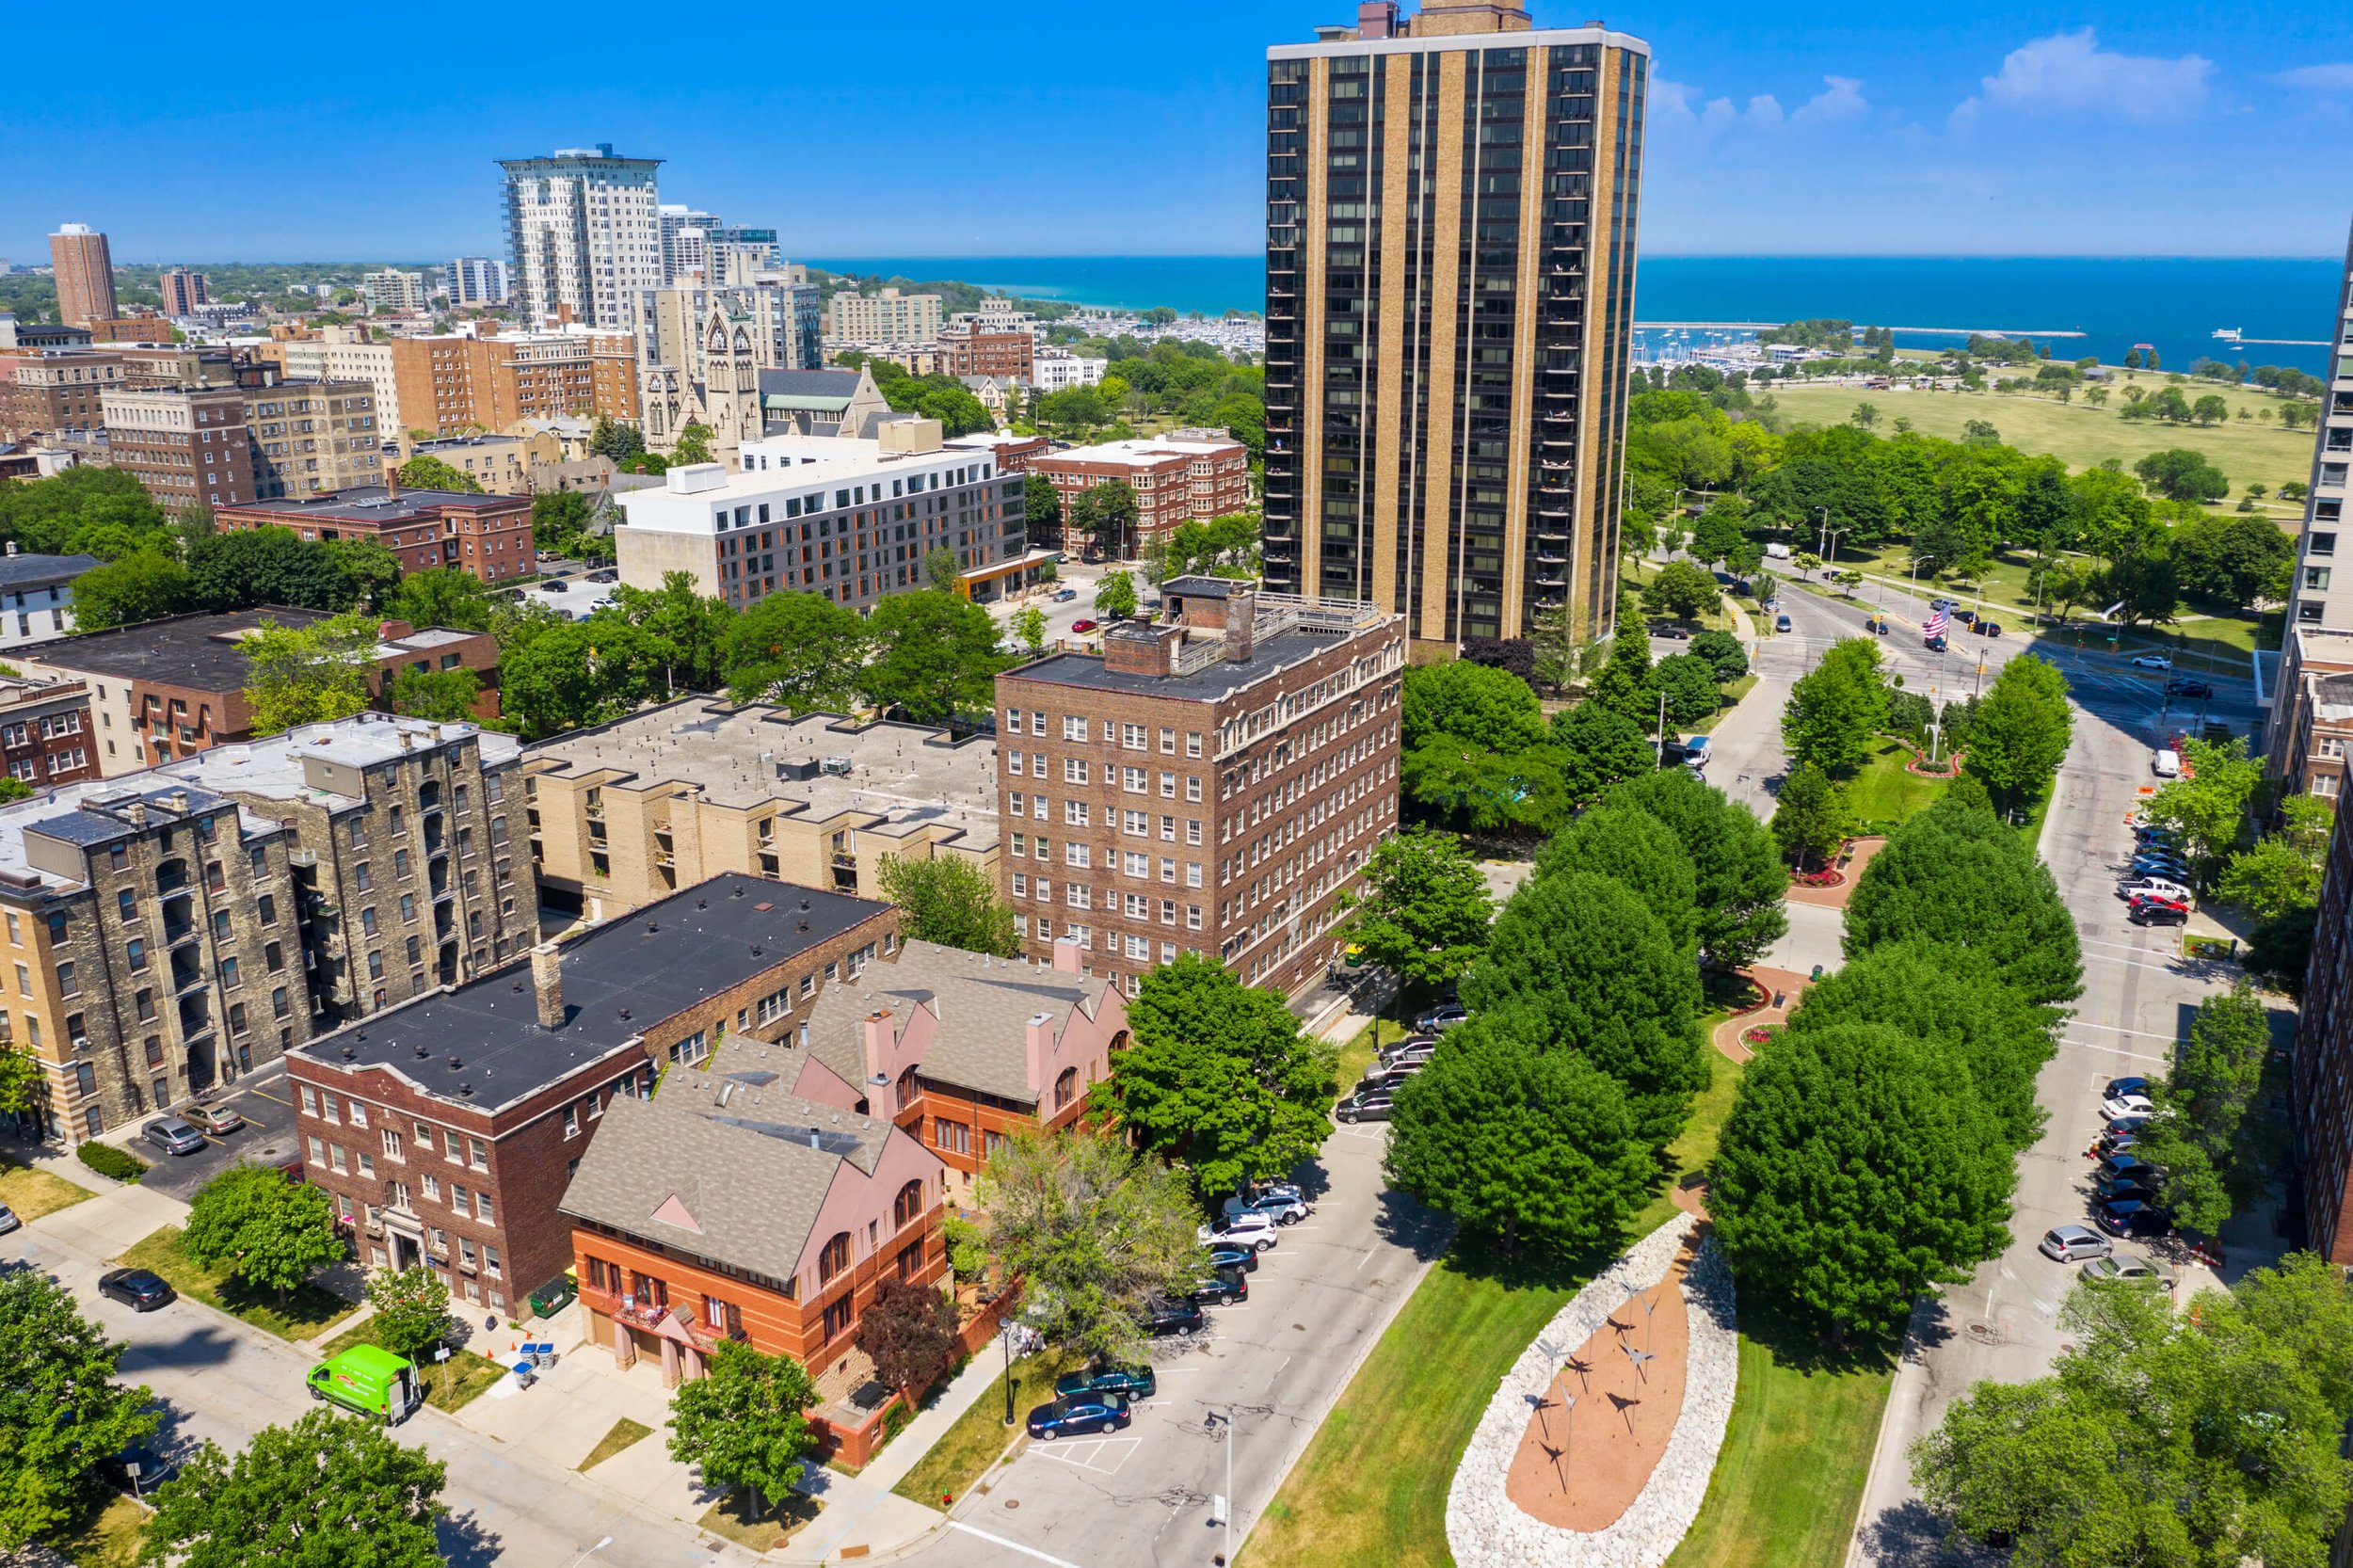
811,253 -> 2345,377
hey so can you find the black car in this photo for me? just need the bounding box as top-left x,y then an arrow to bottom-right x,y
1647,621 -> 1691,641
1139,1300 -> 1206,1336
1027,1394 -> 1131,1440
1054,1363 -> 1158,1401
97,1269 -> 175,1312
1972,620 -> 2004,637
1206,1243 -> 1259,1274
1187,1267 -> 1250,1307
2167,678 -> 2215,699
2094,1174 -> 2161,1205
1925,634 -> 1948,651
1955,608 -> 1978,626
101,1445 -> 179,1498
2094,1199 -> 2173,1239
1336,1087 -> 1396,1124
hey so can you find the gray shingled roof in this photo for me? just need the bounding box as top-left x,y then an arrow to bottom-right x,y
0,552 -> 99,592
557,1088 -> 894,1277
803,941 -> 1098,1104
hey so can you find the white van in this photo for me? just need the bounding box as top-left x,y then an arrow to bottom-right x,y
2152,748 -> 2181,778
1764,542 -> 1792,560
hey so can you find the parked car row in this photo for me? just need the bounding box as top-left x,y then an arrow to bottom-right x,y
2123,823 -> 2192,927
2089,1074 -> 2175,1240
1337,1015 -> 1472,1124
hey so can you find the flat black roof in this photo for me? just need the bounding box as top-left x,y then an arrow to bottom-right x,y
34,608 -> 330,689
295,874 -> 891,1113
225,487 -> 521,524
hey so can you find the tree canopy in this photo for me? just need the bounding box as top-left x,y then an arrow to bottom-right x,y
1610,768 -> 1788,968
665,1339 -> 819,1517
142,1410 -> 446,1568
1843,798 -> 2083,1006
874,855 -> 1019,957
181,1164 -> 345,1304
0,1271 -> 158,1548
1338,827 -> 1496,988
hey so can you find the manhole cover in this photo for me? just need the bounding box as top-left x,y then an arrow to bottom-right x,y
258,1144 -> 285,1159
1965,1322 -> 2003,1346
1003,1499 -> 1020,1511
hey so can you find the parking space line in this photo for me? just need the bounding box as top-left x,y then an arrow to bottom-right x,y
242,1089 -> 292,1107
948,1521 -> 1094,1568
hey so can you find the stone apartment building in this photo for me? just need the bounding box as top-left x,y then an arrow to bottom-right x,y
260,328 -> 404,436
0,677 -> 96,790
993,579 -> 1404,995
827,289 -> 943,344
0,776 -> 311,1140
2266,625 -> 2353,801
243,379 -> 382,499
286,874 -> 900,1312
152,713 -> 539,1025
520,699 -> 999,918
384,431 -> 563,495
215,487 -> 535,584
390,328 -> 640,437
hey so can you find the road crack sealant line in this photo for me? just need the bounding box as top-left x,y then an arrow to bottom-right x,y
1446,1215 -> 1737,1568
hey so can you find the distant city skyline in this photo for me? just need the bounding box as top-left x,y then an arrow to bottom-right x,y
4,0 -> 2347,263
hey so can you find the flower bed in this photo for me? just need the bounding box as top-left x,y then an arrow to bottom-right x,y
1789,867 -> 1845,888
1904,751 -> 1964,778
1719,977 -> 1771,1017
1740,1023 -> 1783,1048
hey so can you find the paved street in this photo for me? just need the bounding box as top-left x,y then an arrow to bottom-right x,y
9,1198 -> 741,1568
915,1112 -> 1449,1568
1838,610 -> 2276,1566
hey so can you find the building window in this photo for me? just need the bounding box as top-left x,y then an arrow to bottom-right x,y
893,1178 -> 924,1228
819,1230 -> 854,1283
1055,1066 -> 1078,1111
933,1117 -> 972,1155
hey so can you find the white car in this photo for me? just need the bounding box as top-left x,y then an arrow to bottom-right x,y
1198,1210 -> 1280,1252
2117,877 -> 2193,904
2152,749 -> 2181,779
2101,1092 -> 2155,1122
2130,654 -> 2173,671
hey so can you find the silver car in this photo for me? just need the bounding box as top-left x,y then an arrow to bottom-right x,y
142,1117 -> 207,1156
0,1202 -> 18,1236
2039,1224 -> 2113,1263
2083,1254 -> 2174,1289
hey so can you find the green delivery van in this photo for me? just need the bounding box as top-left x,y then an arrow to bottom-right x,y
306,1345 -> 424,1425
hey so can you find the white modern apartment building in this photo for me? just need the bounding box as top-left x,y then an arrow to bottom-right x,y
828,288 -> 943,344
1032,347 -> 1108,392
2264,222 -> 2353,765
499,143 -> 664,330
949,305 -> 1043,342
612,418 -> 1033,611
361,269 -> 429,313
445,256 -> 508,307
657,204 -> 719,285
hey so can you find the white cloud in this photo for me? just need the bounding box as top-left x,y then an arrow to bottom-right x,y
2275,62 -> 2353,90
1744,94 -> 1785,128
1976,29 -> 2213,122
1701,98 -> 1738,136
1648,76 -> 1703,121
1793,75 -> 1869,123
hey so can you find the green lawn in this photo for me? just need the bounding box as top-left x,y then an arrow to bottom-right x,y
320,1319 -> 504,1411
890,1347 -> 1081,1508
1846,740 -> 1949,834
1764,377 -> 2317,493
115,1227 -> 360,1343
578,1416 -> 655,1472
697,1491 -> 819,1553
1241,1058 -> 1745,1568
54,1492 -> 149,1568
0,1154 -> 94,1223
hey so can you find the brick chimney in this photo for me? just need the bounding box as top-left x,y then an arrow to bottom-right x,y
377,619 -> 414,640
1103,622 -> 1180,678
1052,936 -> 1083,975
530,941 -> 564,1028
861,1009 -> 895,1084
1025,1011 -> 1056,1096
1224,584 -> 1259,663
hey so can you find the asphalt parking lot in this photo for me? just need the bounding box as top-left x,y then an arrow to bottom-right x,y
129,1061 -> 304,1201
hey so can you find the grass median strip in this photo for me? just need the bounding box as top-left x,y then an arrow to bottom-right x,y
319,1319 -> 505,1412
0,1154 -> 93,1222
114,1226 -> 359,1342
891,1348 -> 1080,1508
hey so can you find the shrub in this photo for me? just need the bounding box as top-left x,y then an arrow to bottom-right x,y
77,1141 -> 147,1182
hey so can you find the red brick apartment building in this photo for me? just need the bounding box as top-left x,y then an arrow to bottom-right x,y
2295,801 -> 2353,1262
0,677 -> 96,789
1030,432 -> 1251,557
756,936 -> 1129,1193
994,578 -> 1404,996
285,875 -> 899,1314
940,330 -> 1034,380
215,487 -> 535,584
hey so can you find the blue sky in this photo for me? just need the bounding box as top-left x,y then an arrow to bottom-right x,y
3,0 -> 2347,263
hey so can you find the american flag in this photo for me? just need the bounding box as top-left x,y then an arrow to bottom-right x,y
1924,608 -> 1949,639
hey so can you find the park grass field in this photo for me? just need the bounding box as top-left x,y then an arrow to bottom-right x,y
1762,378 -> 2315,496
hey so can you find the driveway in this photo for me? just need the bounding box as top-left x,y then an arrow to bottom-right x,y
130,1060 -> 306,1203
1844,616 -> 2273,1565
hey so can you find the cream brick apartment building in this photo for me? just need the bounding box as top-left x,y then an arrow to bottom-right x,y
520,699 -> 998,919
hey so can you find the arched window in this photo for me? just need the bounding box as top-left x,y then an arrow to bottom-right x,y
1054,1066 -> 1079,1112
819,1231 -> 853,1284
893,1179 -> 924,1229
897,1064 -> 921,1106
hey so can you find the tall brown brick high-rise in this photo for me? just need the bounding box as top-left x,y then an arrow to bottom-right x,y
994,579 -> 1403,997
48,225 -> 118,329
1262,1 -> 1648,653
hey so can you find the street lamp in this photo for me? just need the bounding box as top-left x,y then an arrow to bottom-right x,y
567,1537 -> 614,1568
1000,1320 -> 1016,1427
1208,1407 -> 1237,1567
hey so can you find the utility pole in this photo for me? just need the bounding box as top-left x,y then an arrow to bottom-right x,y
1655,687 -> 1668,767
1209,1407 -> 1236,1566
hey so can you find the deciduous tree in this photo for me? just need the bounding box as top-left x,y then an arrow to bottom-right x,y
875,855 -> 1019,957
1549,702 -> 1655,809
1337,828 -> 1495,988
856,1278 -> 960,1398
976,1129 -> 1205,1362
1771,762 -> 1849,872
0,1272 -> 157,1548
1532,805 -> 1699,957
1653,652 -> 1722,729
1689,629 -> 1749,682
1963,655 -> 2074,812
1587,630 -> 1658,727
1096,955 -> 1337,1195
1612,769 -> 1788,968
1844,799 -> 2083,1005
1782,637 -> 1889,776
1641,561 -> 1722,621
1386,1007 -> 1653,1256
386,566 -> 496,633
387,665 -> 482,723
721,591 -> 869,712
1094,568 -> 1138,618
1712,1021 -> 2013,1339
242,612 -> 379,735
666,1340 -> 819,1518
858,590 -> 1007,723
1401,661 -> 1546,753
361,1266 -> 452,1364
2141,735 -> 2263,871
143,1410 -> 445,1568
393,454 -> 483,493
71,547 -> 194,632
181,1164 -> 344,1305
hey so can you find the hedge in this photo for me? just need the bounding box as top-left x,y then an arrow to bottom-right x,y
76,1141 -> 148,1182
